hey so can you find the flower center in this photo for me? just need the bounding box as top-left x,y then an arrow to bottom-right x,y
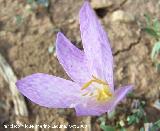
81,76 -> 113,102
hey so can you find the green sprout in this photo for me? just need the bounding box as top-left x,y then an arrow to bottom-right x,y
150,119 -> 160,131
26,0 -> 34,5
140,127 -> 145,131
98,99 -> 160,131
151,41 -> 160,71
15,15 -> 23,25
144,14 -> 160,39
36,0 -> 49,7
98,117 -> 115,131
144,14 -> 160,71
26,0 -> 49,7
127,101 -> 147,125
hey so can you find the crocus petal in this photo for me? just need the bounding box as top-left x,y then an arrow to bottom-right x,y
16,73 -> 81,108
56,32 -> 91,85
79,2 -> 114,91
111,85 -> 133,109
75,85 -> 132,116
75,98 -> 113,116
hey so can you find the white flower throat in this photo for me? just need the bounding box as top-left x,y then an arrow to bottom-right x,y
81,76 -> 113,102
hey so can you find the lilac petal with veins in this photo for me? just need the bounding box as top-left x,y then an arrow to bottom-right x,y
75,85 -> 132,116
112,85 -> 133,108
79,1 -> 114,91
56,32 -> 91,85
75,98 -> 113,116
16,73 -> 81,108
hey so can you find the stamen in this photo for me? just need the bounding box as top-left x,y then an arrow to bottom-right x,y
81,76 -> 113,102
82,92 -> 89,96
96,88 -> 112,101
81,75 -> 108,90
92,75 -> 108,86
81,79 -> 95,90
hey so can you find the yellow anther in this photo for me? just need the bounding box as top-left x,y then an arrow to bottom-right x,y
81,76 -> 113,102
92,76 -> 108,86
82,92 -> 89,96
81,75 -> 108,90
81,79 -> 95,90
96,88 -> 112,101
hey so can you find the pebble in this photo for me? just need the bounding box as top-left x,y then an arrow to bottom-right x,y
152,99 -> 160,111
91,0 -> 113,9
111,10 -> 135,23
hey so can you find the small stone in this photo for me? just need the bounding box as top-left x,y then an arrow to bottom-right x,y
111,10 -> 135,23
152,99 -> 160,111
119,120 -> 125,127
48,45 -> 55,54
25,4 -> 31,11
91,0 -> 113,9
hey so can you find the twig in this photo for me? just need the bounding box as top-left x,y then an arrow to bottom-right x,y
0,53 -> 28,116
84,116 -> 91,131
34,116 -> 39,131
144,123 -> 152,131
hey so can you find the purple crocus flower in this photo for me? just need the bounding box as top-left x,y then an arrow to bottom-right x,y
16,1 -> 132,116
